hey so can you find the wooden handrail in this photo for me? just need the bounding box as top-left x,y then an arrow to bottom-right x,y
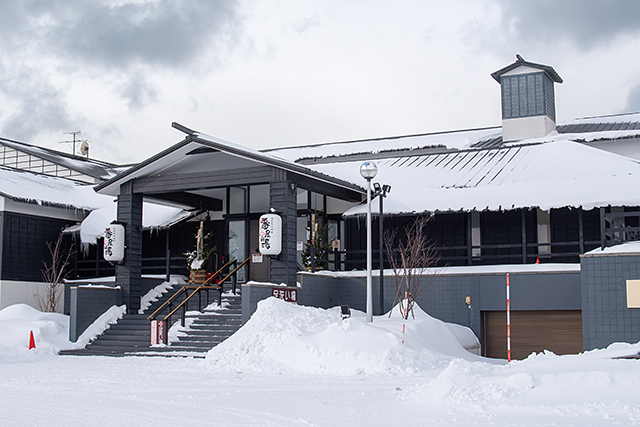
201,257 -> 237,285
163,285 -> 221,321
218,255 -> 251,286
162,255 -> 251,322
147,258 -> 237,320
146,285 -> 200,320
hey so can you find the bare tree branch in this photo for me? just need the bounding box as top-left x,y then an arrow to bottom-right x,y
36,232 -> 74,313
384,216 -> 442,319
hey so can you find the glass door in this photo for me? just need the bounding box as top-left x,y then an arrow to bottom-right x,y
228,219 -> 247,282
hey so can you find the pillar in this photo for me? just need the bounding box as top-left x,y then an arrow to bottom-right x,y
115,181 -> 143,314
268,181 -> 297,286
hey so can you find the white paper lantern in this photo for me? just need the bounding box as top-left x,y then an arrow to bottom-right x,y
104,223 -> 125,263
259,213 -> 282,255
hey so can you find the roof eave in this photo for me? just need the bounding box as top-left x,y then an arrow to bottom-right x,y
491,60 -> 563,84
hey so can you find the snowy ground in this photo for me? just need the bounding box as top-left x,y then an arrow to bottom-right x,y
1,298 -> 640,426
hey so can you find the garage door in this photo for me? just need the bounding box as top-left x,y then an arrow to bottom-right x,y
484,310 -> 583,360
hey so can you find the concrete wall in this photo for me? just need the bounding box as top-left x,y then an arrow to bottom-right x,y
581,252 -> 640,350
69,285 -> 122,342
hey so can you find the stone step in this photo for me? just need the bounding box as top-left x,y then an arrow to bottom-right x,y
61,286 -> 242,358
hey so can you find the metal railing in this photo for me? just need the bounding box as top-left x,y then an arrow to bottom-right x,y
304,239 -> 605,272
602,210 -> 640,248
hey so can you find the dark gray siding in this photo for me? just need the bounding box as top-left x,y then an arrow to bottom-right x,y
1,211 -> 72,281
115,181 -> 143,313
268,181 -> 297,285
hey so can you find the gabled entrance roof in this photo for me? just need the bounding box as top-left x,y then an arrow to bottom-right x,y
95,123 -> 364,204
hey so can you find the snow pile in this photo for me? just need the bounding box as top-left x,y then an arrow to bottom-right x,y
206,297 -> 484,375
406,342 -> 640,416
0,304 -> 72,359
0,303 -> 126,360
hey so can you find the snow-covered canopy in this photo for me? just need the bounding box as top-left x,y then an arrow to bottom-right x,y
0,166 -> 113,211
307,139 -> 640,215
73,202 -> 193,244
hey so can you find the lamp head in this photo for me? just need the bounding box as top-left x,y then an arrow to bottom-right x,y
360,161 -> 378,181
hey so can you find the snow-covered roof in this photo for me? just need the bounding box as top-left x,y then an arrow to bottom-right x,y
266,127 -> 501,163
306,139 -> 640,215
0,137 -> 121,181
0,166 -> 113,211
490,56 -> 563,83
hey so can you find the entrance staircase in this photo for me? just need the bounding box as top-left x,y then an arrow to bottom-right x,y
60,288 -> 242,358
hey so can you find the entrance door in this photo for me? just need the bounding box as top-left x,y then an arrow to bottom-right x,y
228,219 -> 247,282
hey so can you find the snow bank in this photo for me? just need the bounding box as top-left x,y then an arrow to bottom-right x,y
0,303 -> 126,360
205,297 -> 485,375
407,342 -> 640,414
0,304 -> 73,360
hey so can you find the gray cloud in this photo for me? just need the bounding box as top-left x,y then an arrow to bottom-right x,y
1,0 -> 241,69
0,65 -> 78,141
121,71 -> 159,110
0,0 -> 241,142
495,0 -> 640,50
625,84 -> 640,113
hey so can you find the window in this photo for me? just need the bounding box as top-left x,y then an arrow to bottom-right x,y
229,186 -> 247,214
297,188 -> 308,210
310,192 -> 324,211
249,184 -> 269,213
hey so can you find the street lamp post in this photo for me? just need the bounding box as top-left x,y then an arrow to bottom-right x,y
360,161 -> 378,323
373,182 -> 391,315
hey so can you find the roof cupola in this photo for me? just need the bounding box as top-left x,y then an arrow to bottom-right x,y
492,55 -> 563,142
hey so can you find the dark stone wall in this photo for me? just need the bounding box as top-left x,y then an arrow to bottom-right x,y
69,285 -> 122,342
581,252 -> 640,350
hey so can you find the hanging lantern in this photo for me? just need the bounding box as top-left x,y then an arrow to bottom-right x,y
259,213 -> 282,255
104,223 -> 125,263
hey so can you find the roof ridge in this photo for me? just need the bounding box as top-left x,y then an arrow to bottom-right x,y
261,125 -> 501,153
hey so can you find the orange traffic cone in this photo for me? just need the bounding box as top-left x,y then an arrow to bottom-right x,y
536,257 -> 540,264
29,330 -> 36,350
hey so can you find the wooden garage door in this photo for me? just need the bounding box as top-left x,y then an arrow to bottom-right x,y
484,310 -> 583,360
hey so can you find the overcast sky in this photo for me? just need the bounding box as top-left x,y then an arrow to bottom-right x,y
1,0 -> 639,164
